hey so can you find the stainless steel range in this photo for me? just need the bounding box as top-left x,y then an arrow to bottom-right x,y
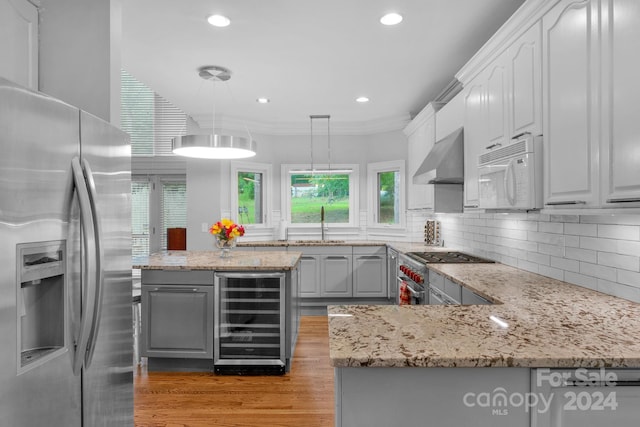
406,251 -> 495,264
396,251 -> 494,305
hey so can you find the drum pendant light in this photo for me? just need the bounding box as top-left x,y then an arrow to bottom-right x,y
172,66 -> 257,159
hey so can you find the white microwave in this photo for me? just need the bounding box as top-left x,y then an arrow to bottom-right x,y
478,134 -> 543,210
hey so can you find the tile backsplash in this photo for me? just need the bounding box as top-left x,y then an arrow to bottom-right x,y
429,212 -> 640,303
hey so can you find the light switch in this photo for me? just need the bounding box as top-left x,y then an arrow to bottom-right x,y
201,222 -> 208,232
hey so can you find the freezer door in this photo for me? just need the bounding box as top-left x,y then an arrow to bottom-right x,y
79,111 -> 133,426
0,78 -> 82,425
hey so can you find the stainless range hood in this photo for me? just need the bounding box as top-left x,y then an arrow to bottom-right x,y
413,127 -> 464,184
412,127 -> 464,213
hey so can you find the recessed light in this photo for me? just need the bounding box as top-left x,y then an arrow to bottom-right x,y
207,14 -> 230,27
380,12 -> 403,26
356,96 -> 370,103
256,98 -> 270,104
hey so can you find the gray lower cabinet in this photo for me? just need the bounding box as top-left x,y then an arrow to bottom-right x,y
298,252 -> 321,297
353,246 -> 387,298
141,270 -> 214,359
321,250 -> 353,297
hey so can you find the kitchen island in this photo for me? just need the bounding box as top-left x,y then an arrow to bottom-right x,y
134,250 -> 301,373
329,262 -> 640,427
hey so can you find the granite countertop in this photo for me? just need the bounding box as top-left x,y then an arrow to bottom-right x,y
133,250 -> 301,271
329,262 -> 640,369
238,239 -> 390,247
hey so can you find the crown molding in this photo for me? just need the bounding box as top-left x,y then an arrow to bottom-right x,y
456,0 -> 560,85
403,102 -> 445,136
190,113 -> 411,136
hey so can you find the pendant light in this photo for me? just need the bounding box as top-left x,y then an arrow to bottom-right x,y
289,114 -> 350,174
172,66 -> 257,159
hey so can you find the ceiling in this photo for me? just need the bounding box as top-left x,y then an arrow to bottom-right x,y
121,0 -> 526,135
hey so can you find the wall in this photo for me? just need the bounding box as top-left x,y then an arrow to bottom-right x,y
185,128 -> 408,249
432,212 -> 640,302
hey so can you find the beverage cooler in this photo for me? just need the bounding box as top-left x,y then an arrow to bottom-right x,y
214,272 -> 286,374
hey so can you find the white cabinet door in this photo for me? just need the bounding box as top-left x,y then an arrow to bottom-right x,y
600,0 -> 640,206
0,0 -> 38,90
509,21 -> 542,138
542,0 -> 600,207
353,247 -> 387,298
462,81 -> 486,209
486,60 -> 509,148
321,254 -> 352,297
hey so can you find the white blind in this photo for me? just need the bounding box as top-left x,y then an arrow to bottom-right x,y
121,70 -> 187,156
160,180 -> 187,250
131,179 -> 150,257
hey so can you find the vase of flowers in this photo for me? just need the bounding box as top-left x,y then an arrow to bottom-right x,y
209,218 -> 245,258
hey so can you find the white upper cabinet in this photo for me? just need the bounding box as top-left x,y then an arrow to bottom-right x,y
486,60 -> 509,148
404,103 -> 442,210
600,0 -> 640,206
462,81 -> 486,208
0,0 -> 38,90
509,21 -> 542,138
542,0 -> 600,207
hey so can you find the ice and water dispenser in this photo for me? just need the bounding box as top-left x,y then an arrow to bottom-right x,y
17,241 -> 66,371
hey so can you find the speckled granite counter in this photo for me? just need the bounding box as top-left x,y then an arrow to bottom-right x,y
238,239 -> 389,247
329,262 -> 640,368
133,250 -> 301,271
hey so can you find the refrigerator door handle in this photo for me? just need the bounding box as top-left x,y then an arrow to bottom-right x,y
70,157 -> 102,375
81,158 -> 104,369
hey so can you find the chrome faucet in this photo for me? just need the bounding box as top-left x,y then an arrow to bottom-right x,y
320,206 -> 325,241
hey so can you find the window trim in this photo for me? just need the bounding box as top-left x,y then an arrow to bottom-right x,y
230,161 -> 272,229
367,160 -> 405,229
281,163 -> 359,228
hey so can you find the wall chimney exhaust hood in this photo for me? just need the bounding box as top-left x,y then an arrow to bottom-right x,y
413,127 -> 464,185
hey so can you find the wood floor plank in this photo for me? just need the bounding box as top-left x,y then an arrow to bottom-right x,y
134,316 -> 334,427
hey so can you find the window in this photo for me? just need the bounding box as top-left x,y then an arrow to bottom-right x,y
367,160 -> 405,227
121,69 -> 187,156
230,162 -> 271,227
131,175 -> 187,257
282,164 -> 358,226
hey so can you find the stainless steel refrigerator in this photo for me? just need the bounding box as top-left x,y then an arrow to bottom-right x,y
0,77 -> 133,425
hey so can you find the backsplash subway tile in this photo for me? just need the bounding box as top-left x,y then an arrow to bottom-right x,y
432,212 -> 640,303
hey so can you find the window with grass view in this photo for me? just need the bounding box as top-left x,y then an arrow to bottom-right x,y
377,171 -> 400,224
237,171 -> 264,224
290,173 -> 350,223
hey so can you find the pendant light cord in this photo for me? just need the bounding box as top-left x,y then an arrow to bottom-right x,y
309,115 -> 331,173
223,81 -> 255,143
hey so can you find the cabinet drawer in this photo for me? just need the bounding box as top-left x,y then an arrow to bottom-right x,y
142,270 -> 214,285
444,278 -> 461,303
353,246 -> 386,256
429,271 -> 445,292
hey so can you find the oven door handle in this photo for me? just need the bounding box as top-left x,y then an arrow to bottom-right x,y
397,277 -> 424,298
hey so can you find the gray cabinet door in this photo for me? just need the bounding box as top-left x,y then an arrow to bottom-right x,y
298,254 -> 321,297
142,284 -> 213,359
353,247 -> 387,298
321,254 -> 352,297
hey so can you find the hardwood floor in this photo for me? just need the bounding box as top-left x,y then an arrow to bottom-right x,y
134,316 -> 334,427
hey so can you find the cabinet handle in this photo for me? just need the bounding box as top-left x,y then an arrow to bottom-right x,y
464,204 -> 479,208
326,256 -> 348,260
606,197 -> 640,203
301,256 -> 316,260
152,287 -> 199,292
485,143 -> 502,150
358,255 -> 382,260
545,200 -> 586,205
